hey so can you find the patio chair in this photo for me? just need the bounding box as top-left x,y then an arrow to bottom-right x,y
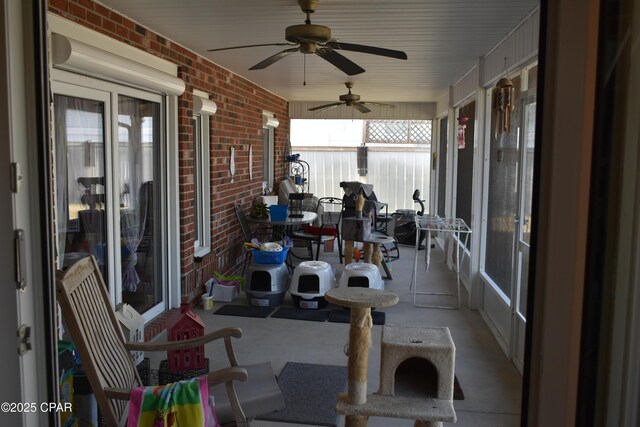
291,196 -> 343,262
234,204 -> 285,275
56,256 -> 253,427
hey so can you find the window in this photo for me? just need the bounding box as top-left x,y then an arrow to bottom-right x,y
192,92 -> 216,257
365,120 -> 432,144
262,111 -> 279,189
193,113 -> 211,256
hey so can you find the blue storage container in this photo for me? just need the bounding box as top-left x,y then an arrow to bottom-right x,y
269,205 -> 289,221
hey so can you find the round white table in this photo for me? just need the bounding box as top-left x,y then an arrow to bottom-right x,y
245,210 -> 317,226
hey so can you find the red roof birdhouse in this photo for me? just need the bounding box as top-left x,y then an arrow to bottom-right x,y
166,302 -> 206,372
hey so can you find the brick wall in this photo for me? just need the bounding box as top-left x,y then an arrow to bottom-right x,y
49,0 -> 290,304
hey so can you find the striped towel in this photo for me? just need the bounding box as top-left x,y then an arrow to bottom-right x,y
127,376 -> 219,427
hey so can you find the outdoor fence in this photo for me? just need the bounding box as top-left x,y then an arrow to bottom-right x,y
290,146 -> 432,213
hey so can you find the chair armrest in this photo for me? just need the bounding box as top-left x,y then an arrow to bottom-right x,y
125,327 -> 242,352
206,366 -> 248,386
212,367 -> 249,426
125,327 -> 242,366
102,367 -> 247,399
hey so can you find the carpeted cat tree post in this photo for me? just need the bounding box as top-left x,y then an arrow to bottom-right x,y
325,287 -> 399,427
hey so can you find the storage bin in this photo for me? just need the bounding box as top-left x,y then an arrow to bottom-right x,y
252,247 -> 289,264
269,204 -> 288,221
212,283 -> 238,302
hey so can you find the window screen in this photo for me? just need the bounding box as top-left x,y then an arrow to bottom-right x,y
455,101 -> 475,249
437,117 -> 448,217
484,76 -> 522,298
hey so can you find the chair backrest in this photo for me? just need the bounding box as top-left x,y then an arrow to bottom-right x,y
56,256 -> 142,427
317,197 -> 343,227
234,204 -> 253,242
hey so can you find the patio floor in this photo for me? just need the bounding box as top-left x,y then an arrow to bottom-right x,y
149,242 -> 522,426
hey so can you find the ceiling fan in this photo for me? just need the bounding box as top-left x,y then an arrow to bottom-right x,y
207,0 -> 407,76
308,82 -> 396,113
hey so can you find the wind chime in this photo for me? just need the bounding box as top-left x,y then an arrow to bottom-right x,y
492,58 -> 515,162
492,58 -> 515,137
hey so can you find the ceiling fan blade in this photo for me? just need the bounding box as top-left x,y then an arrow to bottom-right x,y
249,47 -> 300,70
308,102 -> 344,112
353,102 -> 372,113
361,101 -> 397,109
208,42 -> 296,52
325,41 -> 408,60
316,48 -> 365,76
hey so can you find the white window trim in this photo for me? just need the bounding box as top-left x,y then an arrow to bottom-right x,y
193,91 -> 216,258
51,69 -> 175,318
262,111 -> 279,189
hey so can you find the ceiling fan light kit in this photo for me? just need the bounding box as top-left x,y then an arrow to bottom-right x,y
208,0 -> 407,76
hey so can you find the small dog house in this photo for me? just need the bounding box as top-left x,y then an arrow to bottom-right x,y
166,302 -> 206,372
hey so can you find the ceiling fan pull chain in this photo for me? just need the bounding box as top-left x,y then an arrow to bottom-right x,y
303,54 -> 307,86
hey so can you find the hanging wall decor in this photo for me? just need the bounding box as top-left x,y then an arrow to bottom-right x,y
248,144 -> 253,180
457,116 -> 469,149
229,147 -> 235,183
492,76 -> 515,136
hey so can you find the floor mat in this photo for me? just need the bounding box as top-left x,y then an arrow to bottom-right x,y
270,307 -> 329,322
213,304 -> 275,318
328,308 -> 386,325
256,362 -> 347,426
454,375 -> 465,400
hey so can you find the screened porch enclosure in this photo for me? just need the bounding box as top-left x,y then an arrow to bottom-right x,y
290,119 -> 432,213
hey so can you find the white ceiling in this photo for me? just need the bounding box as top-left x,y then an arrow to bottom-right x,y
97,0 -> 539,103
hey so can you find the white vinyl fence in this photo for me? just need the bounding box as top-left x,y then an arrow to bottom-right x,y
291,147 -> 431,213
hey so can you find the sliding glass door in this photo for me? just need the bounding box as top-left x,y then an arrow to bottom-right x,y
53,87 -> 111,285
53,75 -> 166,319
117,95 -> 162,314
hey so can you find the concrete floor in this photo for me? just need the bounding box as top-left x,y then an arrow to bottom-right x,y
154,243 -> 522,426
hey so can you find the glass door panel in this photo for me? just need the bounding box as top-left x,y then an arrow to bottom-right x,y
54,94 -> 108,281
517,98 -> 536,317
118,95 -> 161,314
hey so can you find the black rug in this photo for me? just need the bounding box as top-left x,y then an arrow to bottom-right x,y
328,308 -> 386,325
256,362 -> 347,426
454,375 -> 465,400
271,307 -> 329,322
213,304 -> 275,318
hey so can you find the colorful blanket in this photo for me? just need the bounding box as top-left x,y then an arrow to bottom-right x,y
127,376 -> 219,427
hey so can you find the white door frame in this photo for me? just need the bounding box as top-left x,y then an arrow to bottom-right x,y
51,71 -> 168,321
1,1 -> 54,425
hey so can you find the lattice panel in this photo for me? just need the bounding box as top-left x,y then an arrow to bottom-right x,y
365,120 -> 432,144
